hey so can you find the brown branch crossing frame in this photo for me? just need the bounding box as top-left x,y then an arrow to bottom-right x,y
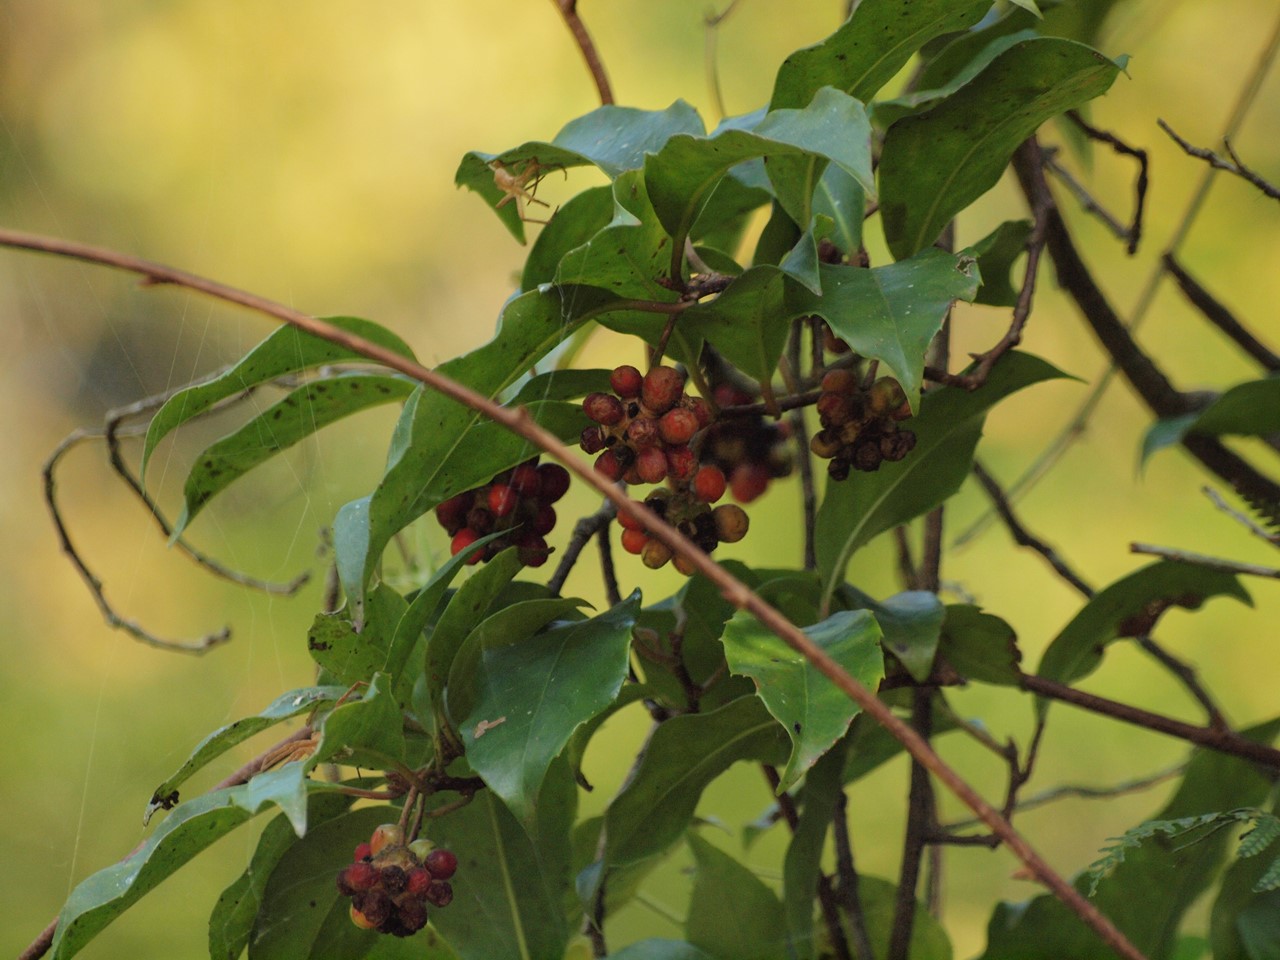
0,226 -> 1150,960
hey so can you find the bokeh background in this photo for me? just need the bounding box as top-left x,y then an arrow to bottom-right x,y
2,1 -> 1279,957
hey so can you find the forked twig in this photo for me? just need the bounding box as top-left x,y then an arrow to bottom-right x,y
1158,120 -> 1280,200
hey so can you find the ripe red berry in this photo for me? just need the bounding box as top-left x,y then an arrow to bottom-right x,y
635,446 -> 669,484
406,866 -> 433,897
487,484 -> 518,517
353,842 -> 372,862
434,492 -> 473,534
537,463 -> 571,502
337,861 -> 380,895
531,504 -> 556,536
610,364 -> 644,398
729,463 -> 770,503
626,416 -> 661,448
594,449 -> 624,482
621,528 -> 649,554
617,500 -> 647,531
450,528 -> 483,563
584,392 -> 626,425
425,849 -> 459,880
693,465 -> 727,503
508,463 -> 542,497
687,396 -> 713,428
641,366 -> 684,415
664,445 -> 697,482
659,407 -> 699,445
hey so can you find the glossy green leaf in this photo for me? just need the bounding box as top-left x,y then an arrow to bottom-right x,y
686,833 -> 788,960
50,773 -> 324,959
555,170 -> 682,303
938,605 -> 1023,686
428,791 -> 570,960
858,875 -> 953,960
690,168 -> 773,251
608,942 -> 718,960
335,281 -> 624,608
142,317 -> 415,480
145,686 -> 346,824
307,585 -> 409,690
770,0 -> 993,108
782,739 -> 848,959
601,696 -> 788,871
915,8 -> 1040,91
247,806 -> 392,960
1035,560 -> 1252,700
1142,377 -> 1280,463
423,549 -> 523,725
880,39 -> 1125,259
870,590 -> 946,682
812,163 -> 865,256
817,352 -> 1066,609
724,610 -> 884,791
968,219 -> 1034,307
520,185 -> 614,291
456,101 -> 705,243
815,250 -> 981,406
173,374 -> 413,536
312,672 -> 407,770
455,594 -> 639,824
208,794 -> 353,960
645,88 -> 874,268
679,265 -> 800,384
979,720 -> 1280,960
505,368 -> 614,406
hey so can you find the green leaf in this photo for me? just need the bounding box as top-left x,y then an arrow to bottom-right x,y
841,703 -> 959,785
601,696 -> 788,872
142,317 -> 415,480
879,39 -> 1126,260
724,610 -> 884,791
968,220 -> 1034,307
208,794 -> 353,960
869,590 -> 946,682
456,594 -> 639,824
857,875 -> 953,960
979,720 -> 1280,960
312,672 -> 407,770
429,791 -> 571,960
51,775 -> 324,959
686,833 -> 788,960
812,164 -> 865,256
1035,560 -> 1252,703
770,0 -> 993,108
814,250 -> 981,406
782,739 -> 849,959
679,265 -> 800,385
608,942 -> 718,960
456,101 -> 705,243
505,368 -> 614,406
816,352 -> 1066,609
645,88 -> 874,270
247,806 -> 392,960
937,605 -> 1023,686
307,584 -> 409,690
145,686 -> 346,824
424,549 -> 524,726
173,374 -> 414,536
1142,378 -> 1280,463
520,186 -> 614,292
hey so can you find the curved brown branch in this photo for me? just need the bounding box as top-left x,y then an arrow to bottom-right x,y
0,226 -> 1151,960
549,0 -> 614,106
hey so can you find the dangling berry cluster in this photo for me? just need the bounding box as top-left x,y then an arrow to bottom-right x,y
700,383 -> 793,503
434,458 -> 570,567
580,365 -> 711,485
809,372 -> 917,480
617,471 -> 749,575
338,823 -> 459,937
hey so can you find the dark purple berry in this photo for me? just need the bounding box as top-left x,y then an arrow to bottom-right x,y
425,848 -> 458,880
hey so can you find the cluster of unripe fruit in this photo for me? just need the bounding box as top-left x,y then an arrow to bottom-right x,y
434,458 -> 571,567
337,823 -> 458,938
700,383 -> 793,503
617,477 -> 750,574
810,371 -> 917,480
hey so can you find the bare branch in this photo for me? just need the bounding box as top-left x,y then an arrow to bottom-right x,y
1162,254 -> 1280,372
1066,111 -> 1150,254
1130,542 -> 1280,579
549,0 -> 614,106
1158,120 -> 1280,200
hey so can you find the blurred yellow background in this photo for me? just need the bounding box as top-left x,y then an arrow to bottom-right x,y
2,1 -> 1279,957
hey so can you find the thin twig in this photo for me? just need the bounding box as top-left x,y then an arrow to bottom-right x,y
1021,673 -> 1280,770
547,499 -> 617,596
704,1 -> 744,121
785,322 -> 818,570
888,688 -> 936,960
970,460 -> 1094,597
1130,542 -> 1280,578
1044,152 -> 1133,245
1158,120 -> 1280,200
549,0 -> 614,106
1203,486 -> 1280,546
1134,635 -> 1228,730
1162,254 -> 1280,371
596,521 -> 623,607
0,226 -> 1153,960
1066,111 -> 1150,254
42,429 -> 230,653
833,790 -> 876,960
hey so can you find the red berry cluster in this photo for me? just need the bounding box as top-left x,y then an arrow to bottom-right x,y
617,473 -> 749,574
434,458 -> 571,567
580,365 -> 711,485
810,372 -> 917,480
700,383 -> 793,503
338,824 -> 458,937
